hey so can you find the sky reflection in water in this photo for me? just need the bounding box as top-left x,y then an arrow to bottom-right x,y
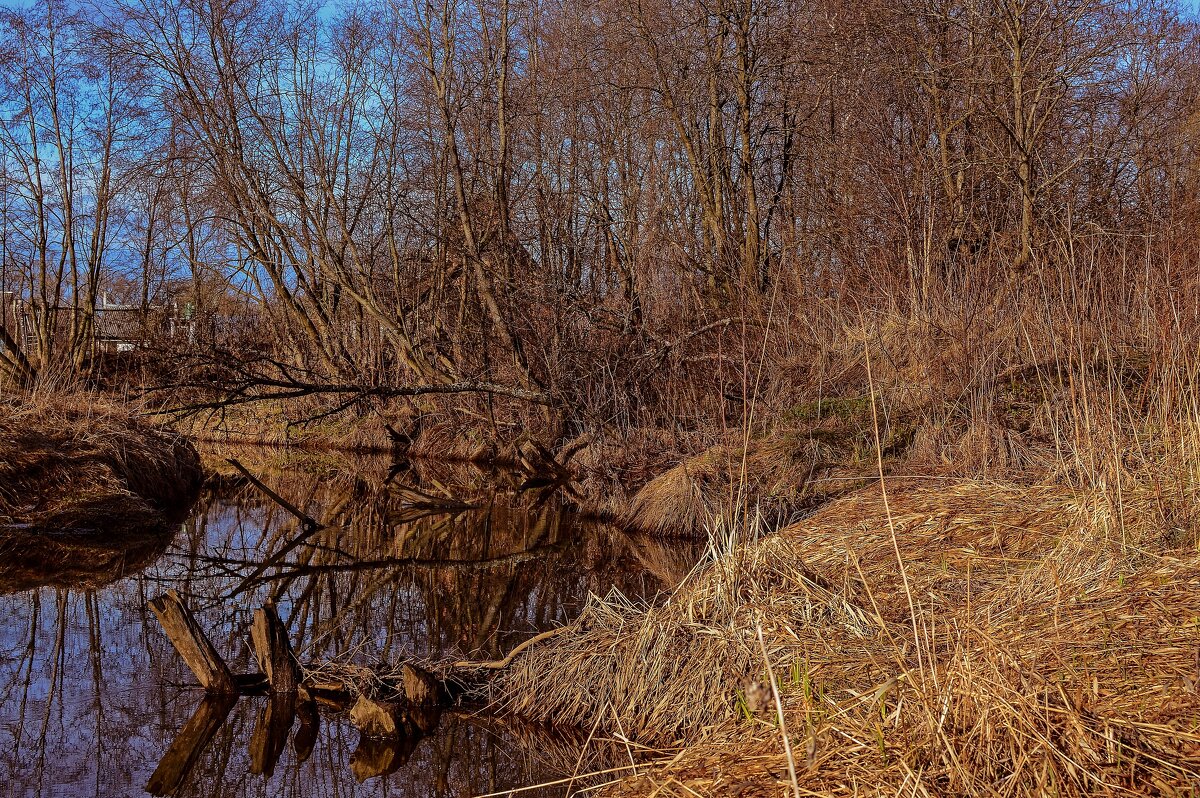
0,452 -> 700,798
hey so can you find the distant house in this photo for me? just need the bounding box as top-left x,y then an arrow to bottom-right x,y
94,297 -> 149,353
0,291 -> 33,355
1,292 -> 197,356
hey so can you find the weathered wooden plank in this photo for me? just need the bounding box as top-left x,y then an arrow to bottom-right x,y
249,602 -> 300,694
149,590 -> 236,694
145,693 -> 237,796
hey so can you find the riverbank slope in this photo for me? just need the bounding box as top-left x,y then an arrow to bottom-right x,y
0,391 -> 204,592
495,479 -> 1200,795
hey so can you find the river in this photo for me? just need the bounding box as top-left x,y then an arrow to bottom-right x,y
0,450 -> 701,798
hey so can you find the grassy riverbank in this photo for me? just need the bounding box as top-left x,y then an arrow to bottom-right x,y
0,390 -> 203,591
497,480 -> 1200,795
480,287 -> 1200,794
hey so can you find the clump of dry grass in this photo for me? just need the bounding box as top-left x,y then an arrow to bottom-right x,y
620,444 -> 737,537
494,479 -> 1200,795
620,412 -> 906,538
0,389 -> 203,541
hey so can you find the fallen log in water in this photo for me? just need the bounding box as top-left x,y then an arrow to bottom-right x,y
147,591 -> 561,742
147,591 -> 449,794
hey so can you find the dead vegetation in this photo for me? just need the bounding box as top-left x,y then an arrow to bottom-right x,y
620,402 -> 909,537
0,391 -> 203,592
135,275 -> 1200,796
493,480 -> 1200,795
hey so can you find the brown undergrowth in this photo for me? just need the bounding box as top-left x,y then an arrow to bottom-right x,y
116,262 -> 1200,794
177,399 -> 397,451
0,389 -> 203,592
493,480 -> 1200,795
619,401 -> 909,537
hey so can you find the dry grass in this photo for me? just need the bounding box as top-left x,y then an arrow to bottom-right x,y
621,409 -> 908,538
0,389 -> 203,591
177,398 -> 397,451
493,479 -> 1200,796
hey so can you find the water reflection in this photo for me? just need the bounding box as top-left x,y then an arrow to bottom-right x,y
0,450 -> 700,797
0,525 -> 174,594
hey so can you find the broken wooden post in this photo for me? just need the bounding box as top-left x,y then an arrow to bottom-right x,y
150,590 -> 236,694
399,663 -> 438,705
249,602 -> 300,694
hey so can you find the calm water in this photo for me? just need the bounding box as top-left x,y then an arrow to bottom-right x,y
0,451 -> 700,798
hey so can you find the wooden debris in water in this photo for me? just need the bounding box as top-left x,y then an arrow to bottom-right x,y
248,692 -> 297,778
398,662 -> 438,705
350,695 -> 403,738
147,586 -> 576,788
150,590 -> 557,709
249,602 -> 300,694
350,735 -> 419,782
453,627 -> 568,671
516,438 -> 573,487
292,701 -> 319,763
349,689 -> 441,737
149,590 -> 236,694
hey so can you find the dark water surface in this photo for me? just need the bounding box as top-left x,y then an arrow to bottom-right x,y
0,451 -> 701,798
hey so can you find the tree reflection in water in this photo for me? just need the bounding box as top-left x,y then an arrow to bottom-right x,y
0,451 -> 702,797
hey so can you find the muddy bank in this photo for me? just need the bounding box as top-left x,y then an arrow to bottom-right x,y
0,393 -> 203,592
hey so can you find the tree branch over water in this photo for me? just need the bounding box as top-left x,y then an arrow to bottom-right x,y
163,379 -> 553,413
146,349 -> 555,419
